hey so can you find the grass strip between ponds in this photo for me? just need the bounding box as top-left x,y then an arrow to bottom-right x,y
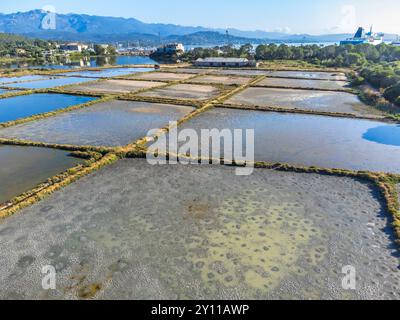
0,138 -> 113,153
0,89 -> 35,100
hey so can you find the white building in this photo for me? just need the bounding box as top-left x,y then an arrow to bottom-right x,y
156,43 -> 185,54
195,57 -> 257,68
59,43 -> 88,53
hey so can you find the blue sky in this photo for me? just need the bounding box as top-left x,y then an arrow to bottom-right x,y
0,0 -> 399,34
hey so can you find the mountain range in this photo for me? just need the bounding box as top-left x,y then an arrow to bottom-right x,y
0,10 -> 397,45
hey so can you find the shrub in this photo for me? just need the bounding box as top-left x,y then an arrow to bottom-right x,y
383,82 -> 400,103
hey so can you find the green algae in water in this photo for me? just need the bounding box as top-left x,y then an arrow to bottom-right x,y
185,191 -> 325,295
68,188 -> 328,299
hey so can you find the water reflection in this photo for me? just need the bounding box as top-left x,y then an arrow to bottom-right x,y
0,56 -> 156,69
0,145 -> 84,204
363,125 -> 400,147
0,93 -> 95,123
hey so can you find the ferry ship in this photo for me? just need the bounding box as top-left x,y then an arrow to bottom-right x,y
340,27 -> 384,46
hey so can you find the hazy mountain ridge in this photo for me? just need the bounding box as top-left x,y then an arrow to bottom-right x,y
0,10 -> 397,44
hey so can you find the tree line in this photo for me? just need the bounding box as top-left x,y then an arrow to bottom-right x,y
0,33 -> 117,60
183,43 -> 400,106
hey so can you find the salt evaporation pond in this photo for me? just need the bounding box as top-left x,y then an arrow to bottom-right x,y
173,107 -> 400,173
0,93 -> 95,123
0,159 -> 398,299
0,145 -> 84,204
0,100 -> 195,147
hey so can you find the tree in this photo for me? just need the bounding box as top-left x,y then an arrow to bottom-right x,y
383,82 -> 400,103
344,52 -> 366,66
93,44 -> 106,56
107,45 -> 117,56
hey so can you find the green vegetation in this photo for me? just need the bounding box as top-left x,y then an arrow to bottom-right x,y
0,33 -> 120,68
255,43 -> 400,67
93,44 -> 117,56
0,33 -> 57,60
346,62 -> 400,107
182,44 -> 254,61
184,43 -> 400,107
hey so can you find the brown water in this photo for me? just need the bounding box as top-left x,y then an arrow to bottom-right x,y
0,145 -> 83,204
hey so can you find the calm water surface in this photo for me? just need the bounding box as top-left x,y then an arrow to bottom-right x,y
0,100 -> 195,147
0,145 -> 83,204
0,93 -> 95,123
0,56 -> 156,69
0,75 -> 49,85
175,108 -> 400,173
7,77 -> 96,89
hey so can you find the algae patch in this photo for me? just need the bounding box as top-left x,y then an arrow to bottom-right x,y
186,191 -> 325,295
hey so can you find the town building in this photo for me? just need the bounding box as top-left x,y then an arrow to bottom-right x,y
58,43 -> 88,53
194,57 -> 257,68
156,43 -> 185,55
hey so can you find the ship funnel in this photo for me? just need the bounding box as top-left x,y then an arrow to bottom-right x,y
354,27 -> 364,38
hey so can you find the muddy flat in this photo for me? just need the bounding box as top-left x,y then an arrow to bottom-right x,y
267,71 -> 347,81
0,159 -> 398,299
257,77 -> 349,91
130,72 -> 194,82
213,69 -> 271,76
226,87 -> 382,117
138,83 -> 220,101
166,68 -> 214,74
188,75 -> 252,85
65,79 -> 166,94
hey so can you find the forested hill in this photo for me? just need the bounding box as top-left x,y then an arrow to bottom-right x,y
1,10 -> 397,44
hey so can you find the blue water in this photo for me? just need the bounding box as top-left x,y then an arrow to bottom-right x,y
0,56 -> 156,69
61,67 -> 154,78
363,125 -> 400,147
0,93 -> 95,123
7,77 -> 96,89
0,75 -> 49,85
